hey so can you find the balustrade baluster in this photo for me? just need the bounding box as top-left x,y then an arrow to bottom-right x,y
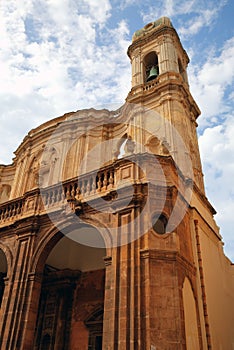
103,171 -> 108,190
51,190 -> 55,204
58,187 -> 62,202
48,191 -> 51,205
91,176 -> 96,194
54,189 -> 58,203
81,180 -> 85,196
86,179 -> 90,195
97,174 -> 102,192
108,170 -> 114,189
62,186 -> 67,202
16,203 -> 20,214
46,192 -> 49,206
4,208 -> 8,220
71,184 -> 75,199
76,185 -> 81,199
66,187 -> 71,200
8,205 -> 12,218
12,204 -> 16,216
44,193 -> 48,206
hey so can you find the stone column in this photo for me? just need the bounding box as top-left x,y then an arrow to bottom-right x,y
0,224 -> 39,350
102,208 -> 143,350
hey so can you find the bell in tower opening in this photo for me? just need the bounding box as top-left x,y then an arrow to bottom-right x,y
146,65 -> 159,81
144,51 -> 159,82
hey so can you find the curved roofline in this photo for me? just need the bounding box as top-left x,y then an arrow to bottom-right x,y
132,17 -> 173,42
12,106 -> 125,160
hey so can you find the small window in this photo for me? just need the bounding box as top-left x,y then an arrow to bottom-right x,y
152,214 -> 167,234
86,308 -> 103,350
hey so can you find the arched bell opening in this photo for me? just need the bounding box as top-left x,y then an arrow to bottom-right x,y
144,51 -> 159,83
0,248 -> 7,308
33,224 -> 106,350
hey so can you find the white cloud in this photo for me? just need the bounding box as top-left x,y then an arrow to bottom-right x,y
140,0 -> 227,38
188,36 -> 234,127
178,8 -> 219,37
0,0 -> 131,163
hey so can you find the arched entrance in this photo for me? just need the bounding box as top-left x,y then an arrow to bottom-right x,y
33,224 -> 106,350
0,248 -> 7,307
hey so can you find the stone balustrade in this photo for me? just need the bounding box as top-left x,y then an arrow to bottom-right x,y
41,166 -> 115,208
0,153 -> 155,227
0,160 -> 131,226
0,198 -> 24,222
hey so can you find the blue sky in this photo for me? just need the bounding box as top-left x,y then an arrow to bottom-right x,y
0,0 -> 233,259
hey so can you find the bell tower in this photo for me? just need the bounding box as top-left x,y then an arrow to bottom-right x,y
122,17 -> 220,349
126,17 -> 204,192
128,17 -> 189,88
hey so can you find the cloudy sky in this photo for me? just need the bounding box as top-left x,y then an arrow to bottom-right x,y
0,0 -> 233,259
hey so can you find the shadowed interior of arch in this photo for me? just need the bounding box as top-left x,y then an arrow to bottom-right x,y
0,249 -> 7,307
46,232 -> 106,271
33,224 -> 106,349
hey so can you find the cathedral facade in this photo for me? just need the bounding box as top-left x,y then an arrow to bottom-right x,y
0,17 -> 233,350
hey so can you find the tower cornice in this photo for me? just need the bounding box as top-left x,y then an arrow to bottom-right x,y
127,25 -> 189,65
126,72 -> 201,119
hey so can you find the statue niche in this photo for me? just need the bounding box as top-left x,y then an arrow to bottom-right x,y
146,136 -> 170,156
0,184 -> 11,204
39,147 -> 58,188
26,147 -> 58,191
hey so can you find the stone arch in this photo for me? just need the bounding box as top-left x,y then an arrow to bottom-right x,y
31,217 -> 112,274
0,243 -> 13,277
182,276 -> 200,350
76,215 -> 113,253
0,245 -> 12,308
143,51 -> 159,82
31,218 -> 108,350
